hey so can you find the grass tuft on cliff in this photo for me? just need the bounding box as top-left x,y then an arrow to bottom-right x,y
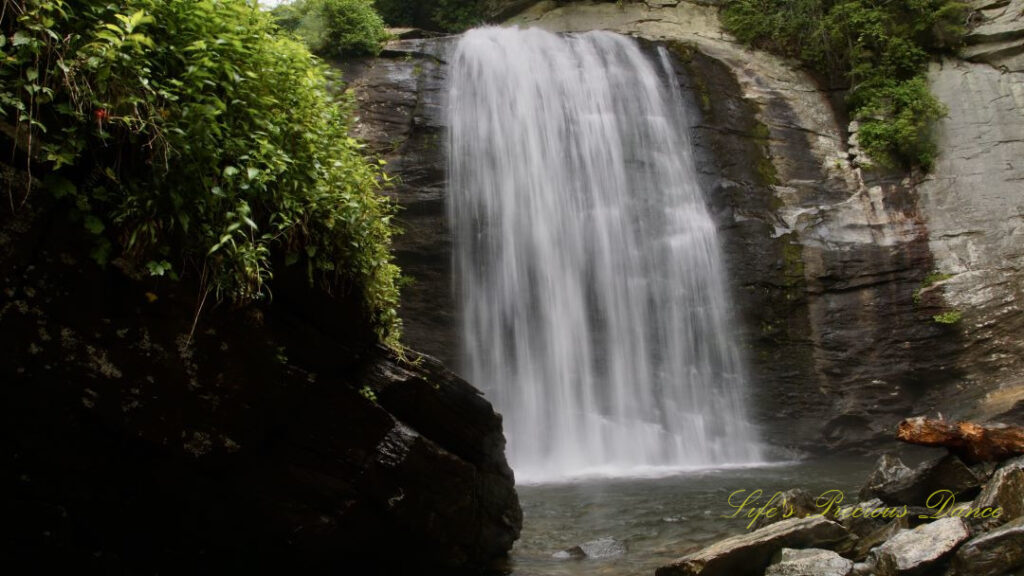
721,0 -> 969,170
0,0 -> 402,344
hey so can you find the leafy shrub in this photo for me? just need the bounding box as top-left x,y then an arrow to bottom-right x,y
721,0 -> 969,169
1,0 -> 401,343
274,0 -> 388,56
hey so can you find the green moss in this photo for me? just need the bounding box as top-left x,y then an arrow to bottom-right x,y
933,310 -> 962,324
781,235 -> 805,286
750,121 -> 779,186
922,271 -> 954,287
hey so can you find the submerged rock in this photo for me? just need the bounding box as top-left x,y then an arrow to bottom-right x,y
655,516 -> 850,576
867,517 -> 969,576
553,537 -> 627,560
948,516 -> 1024,576
765,548 -> 854,576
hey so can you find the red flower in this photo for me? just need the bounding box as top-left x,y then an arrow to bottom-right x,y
94,108 -> 108,121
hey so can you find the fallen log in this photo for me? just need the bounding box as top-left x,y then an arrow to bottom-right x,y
896,417 -> 1024,464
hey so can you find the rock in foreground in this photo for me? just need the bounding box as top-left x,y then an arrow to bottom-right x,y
868,517 -> 969,576
764,548 -> 853,576
655,517 -> 849,576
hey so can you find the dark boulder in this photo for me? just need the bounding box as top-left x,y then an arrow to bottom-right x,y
0,197 -> 521,574
861,454 -> 981,506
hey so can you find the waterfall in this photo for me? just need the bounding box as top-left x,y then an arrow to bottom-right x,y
447,27 -> 762,482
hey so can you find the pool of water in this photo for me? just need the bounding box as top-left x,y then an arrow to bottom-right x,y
509,457 -> 878,576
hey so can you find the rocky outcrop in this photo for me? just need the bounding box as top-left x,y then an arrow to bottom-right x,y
961,0 -> 1024,72
0,191 -> 521,572
345,1 -> 1024,453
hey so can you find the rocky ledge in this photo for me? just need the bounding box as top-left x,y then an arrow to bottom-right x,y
656,425 -> 1024,576
0,194 -> 521,573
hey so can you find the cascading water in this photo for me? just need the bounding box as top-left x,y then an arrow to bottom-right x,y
447,27 -> 762,481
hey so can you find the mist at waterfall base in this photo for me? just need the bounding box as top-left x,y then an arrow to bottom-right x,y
447,27 -> 764,483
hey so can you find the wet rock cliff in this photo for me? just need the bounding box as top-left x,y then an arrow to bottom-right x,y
344,0 -> 1023,454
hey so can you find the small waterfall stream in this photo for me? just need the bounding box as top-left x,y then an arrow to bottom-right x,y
448,27 -> 761,481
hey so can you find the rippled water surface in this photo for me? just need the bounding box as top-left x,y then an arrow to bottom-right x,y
509,458 -> 875,575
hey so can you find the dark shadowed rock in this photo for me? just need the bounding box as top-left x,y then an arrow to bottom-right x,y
948,516 -> 1024,576
868,517 -> 969,576
0,196 -> 521,574
850,518 -> 908,561
655,516 -> 850,576
838,498 -> 903,538
765,548 -> 854,576
863,454 -> 980,506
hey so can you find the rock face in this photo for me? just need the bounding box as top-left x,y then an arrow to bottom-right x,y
340,38 -> 458,368
344,1 -> 1024,453
868,517 -> 970,576
0,195 -> 521,572
655,516 -> 850,576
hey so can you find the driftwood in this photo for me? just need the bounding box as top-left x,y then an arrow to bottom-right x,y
896,417 -> 1024,463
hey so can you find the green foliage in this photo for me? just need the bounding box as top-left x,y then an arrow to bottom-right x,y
373,0 -> 483,32
933,310 -> 962,324
272,0 -> 387,56
1,0 -> 402,344
721,0 -> 969,169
